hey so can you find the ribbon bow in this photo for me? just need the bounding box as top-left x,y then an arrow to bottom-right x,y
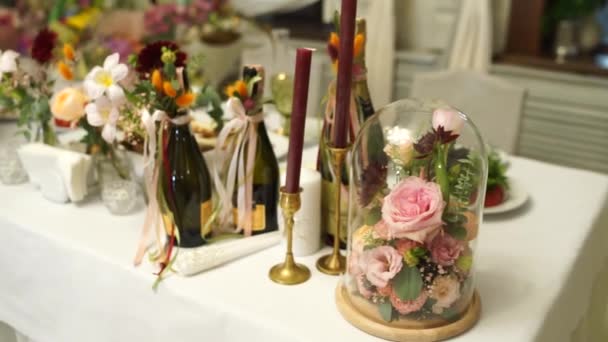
134,109 -> 191,266
214,98 -> 264,237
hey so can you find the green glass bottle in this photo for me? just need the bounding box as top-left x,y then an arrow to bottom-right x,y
162,112 -> 213,248
231,65 -> 280,234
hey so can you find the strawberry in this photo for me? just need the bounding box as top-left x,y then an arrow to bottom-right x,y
485,185 -> 505,207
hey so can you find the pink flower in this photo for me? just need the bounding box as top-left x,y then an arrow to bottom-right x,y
429,275 -> 461,314
432,108 -> 464,135
348,250 -> 364,276
428,233 -> 465,266
389,286 -> 428,315
362,246 -> 403,288
381,176 -> 445,242
356,275 -> 373,299
373,220 -> 389,240
394,238 -> 420,255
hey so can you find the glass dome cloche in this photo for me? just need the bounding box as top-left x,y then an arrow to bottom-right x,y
336,99 -> 487,341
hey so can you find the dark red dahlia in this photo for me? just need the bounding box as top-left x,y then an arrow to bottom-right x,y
135,40 -> 187,75
31,28 -> 57,64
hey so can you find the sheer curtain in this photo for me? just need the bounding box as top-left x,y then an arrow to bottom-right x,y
447,0 -> 492,72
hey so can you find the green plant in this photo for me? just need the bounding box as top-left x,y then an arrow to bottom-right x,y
487,150 -> 508,191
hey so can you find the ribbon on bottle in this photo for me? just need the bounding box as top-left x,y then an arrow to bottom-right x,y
133,109 -> 192,266
214,98 -> 263,237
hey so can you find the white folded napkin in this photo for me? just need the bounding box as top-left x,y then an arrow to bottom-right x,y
18,143 -> 92,203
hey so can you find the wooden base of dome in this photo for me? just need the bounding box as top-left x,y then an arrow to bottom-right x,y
335,283 -> 481,341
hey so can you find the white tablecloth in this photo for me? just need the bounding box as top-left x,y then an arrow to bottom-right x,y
1,125 -> 607,342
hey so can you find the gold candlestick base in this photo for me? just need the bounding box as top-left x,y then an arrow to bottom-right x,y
316,252 -> 346,275
317,145 -> 349,275
269,188 -> 311,285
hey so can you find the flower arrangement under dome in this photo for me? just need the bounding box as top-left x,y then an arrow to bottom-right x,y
343,99 -> 487,329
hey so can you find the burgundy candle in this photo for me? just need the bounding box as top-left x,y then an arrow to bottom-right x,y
333,0 -> 357,148
285,48 -> 314,194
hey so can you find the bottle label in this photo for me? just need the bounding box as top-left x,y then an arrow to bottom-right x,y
200,200 -> 213,236
233,204 -> 266,231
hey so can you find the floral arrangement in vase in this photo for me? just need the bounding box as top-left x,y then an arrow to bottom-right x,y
0,27 -> 63,145
346,102 -> 487,326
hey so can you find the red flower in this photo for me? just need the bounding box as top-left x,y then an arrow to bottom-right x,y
136,40 -> 187,75
31,28 -> 57,64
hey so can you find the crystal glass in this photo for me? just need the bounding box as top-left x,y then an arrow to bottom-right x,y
0,140 -> 28,185
342,99 -> 487,329
102,179 -> 138,215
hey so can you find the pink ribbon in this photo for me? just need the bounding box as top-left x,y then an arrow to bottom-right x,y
214,98 -> 264,237
134,109 -> 192,266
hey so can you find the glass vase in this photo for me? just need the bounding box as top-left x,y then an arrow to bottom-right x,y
338,99 -> 487,340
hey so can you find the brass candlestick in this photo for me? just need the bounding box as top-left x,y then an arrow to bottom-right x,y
269,187 -> 311,285
317,145 -> 349,275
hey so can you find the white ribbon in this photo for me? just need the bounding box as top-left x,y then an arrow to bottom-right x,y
134,109 -> 192,266
214,98 -> 263,237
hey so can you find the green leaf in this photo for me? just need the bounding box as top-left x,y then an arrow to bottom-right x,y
393,266 -> 423,301
456,255 -> 473,272
378,302 -> 393,322
441,306 -> 459,321
365,207 -> 382,226
443,213 -> 467,224
445,226 -> 467,241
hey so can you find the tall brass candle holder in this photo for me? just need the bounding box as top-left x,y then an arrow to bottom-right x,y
317,145 -> 349,275
269,187 -> 311,285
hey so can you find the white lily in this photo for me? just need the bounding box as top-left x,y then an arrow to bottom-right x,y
85,95 -> 120,143
84,53 -> 128,104
0,49 -> 19,75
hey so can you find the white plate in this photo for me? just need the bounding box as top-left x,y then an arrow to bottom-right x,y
484,178 -> 529,214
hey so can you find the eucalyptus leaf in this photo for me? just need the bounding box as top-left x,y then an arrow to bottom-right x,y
365,207 -> 382,226
445,226 -> 467,241
378,302 -> 393,322
393,266 -> 423,301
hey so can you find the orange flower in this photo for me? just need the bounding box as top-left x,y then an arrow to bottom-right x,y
176,92 -> 195,108
224,80 -> 249,98
163,81 -> 177,98
63,43 -> 75,61
353,33 -> 365,57
329,32 -> 339,48
151,69 -> 163,92
57,61 -> 73,80
224,85 -> 236,98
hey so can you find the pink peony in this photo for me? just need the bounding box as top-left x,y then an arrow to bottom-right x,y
429,275 -> 461,314
356,275 -> 373,299
381,176 -> 445,242
394,238 -> 420,255
389,286 -> 428,315
362,246 -> 403,288
432,108 -> 464,135
428,233 -> 465,266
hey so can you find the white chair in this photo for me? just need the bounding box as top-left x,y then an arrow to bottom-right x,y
410,70 -> 526,154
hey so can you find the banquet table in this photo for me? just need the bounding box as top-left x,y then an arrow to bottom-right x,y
1,123 -> 608,342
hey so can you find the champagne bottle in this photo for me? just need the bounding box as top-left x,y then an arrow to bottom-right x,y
231,65 -> 280,234
162,113 -> 213,248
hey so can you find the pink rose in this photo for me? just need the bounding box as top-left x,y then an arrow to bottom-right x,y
389,286 -> 428,315
428,233 -> 465,266
394,238 -> 420,255
362,246 -> 403,288
381,176 -> 445,242
432,108 -> 464,134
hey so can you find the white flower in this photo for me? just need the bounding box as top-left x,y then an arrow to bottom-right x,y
84,53 -> 128,104
0,49 -> 19,75
85,96 -> 120,143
